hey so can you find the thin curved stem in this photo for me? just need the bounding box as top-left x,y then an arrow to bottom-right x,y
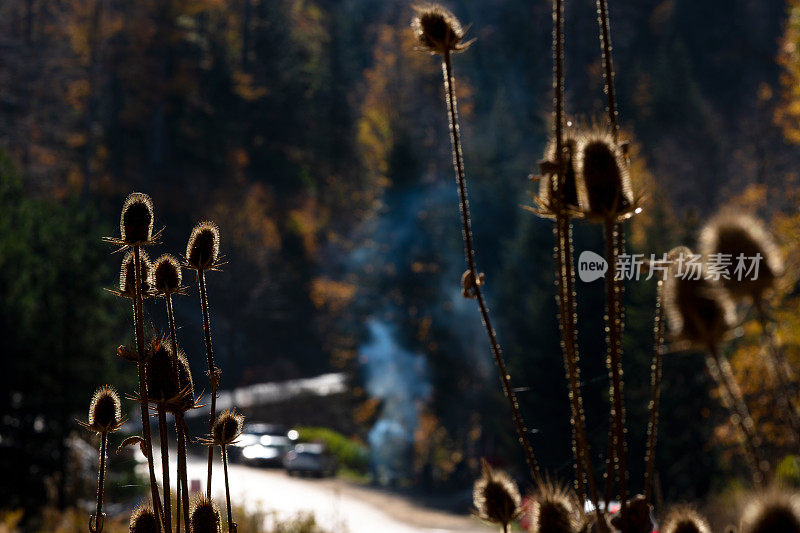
222,445 -> 234,532
596,0 -> 618,141
197,268 -> 218,497
133,245 -> 164,530
603,221 -> 627,524
644,281 -> 665,505
158,406 -> 172,532
441,49 -> 540,482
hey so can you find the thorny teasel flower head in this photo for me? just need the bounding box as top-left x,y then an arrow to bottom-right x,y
610,494 -> 654,533
104,192 -> 162,248
532,132 -> 583,219
190,495 -> 222,533
740,491 -> 800,533
699,212 -> 783,302
153,254 -> 184,296
143,332 -> 200,413
411,4 -> 472,55
663,246 -> 736,351
200,409 -> 245,447
661,506 -> 711,533
529,479 -> 581,533
78,385 -> 125,433
128,504 -> 159,533
575,130 -> 640,222
112,249 -> 152,299
186,221 -> 222,271
472,459 -> 522,529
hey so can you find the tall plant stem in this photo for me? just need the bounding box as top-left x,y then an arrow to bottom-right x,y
197,268 -> 218,497
441,49 -> 540,482
92,432 -> 108,533
551,0 -> 600,513
158,406 -> 173,532
754,298 -> 800,440
176,415 -> 190,531
222,445 -> 235,532
706,345 -> 763,487
133,245 -> 164,530
644,281 -> 665,505
596,0 -> 618,142
603,221 -> 627,524
166,295 -> 179,370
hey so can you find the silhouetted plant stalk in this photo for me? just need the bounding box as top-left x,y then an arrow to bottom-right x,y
547,0 -> 599,515
644,279 -> 665,506
186,222 -> 223,497
200,409 -> 244,533
411,5 -> 540,482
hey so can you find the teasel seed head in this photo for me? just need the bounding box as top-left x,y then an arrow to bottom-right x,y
610,494 -> 653,533
530,479 -> 580,533
575,131 -> 637,222
186,221 -> 221,271
534,135 -> 582,219
740,492 -> 800,533
664,246 -> 736,350
145,332 -> 179,404
153,254 -> 183,295
698,213 -> 783,302
411,4 -> 471,55
129,505 -> 159,533
119,249 -> 152,299
120,192 -> 154,245
190,495 -> 222,533
661,506 -> 711,533
82,385 -> 124,433
472,459 -> 522,529
172,350 -> 196,414
210,408 -> 245,446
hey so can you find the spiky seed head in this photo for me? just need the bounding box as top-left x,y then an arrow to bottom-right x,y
575,132 -> 635,221
170,350 -> 196,414
88,385 -> 122,433
663,246 -> 736,350
537,136 -> 581,216
698,213 -> 783,302
120,250 -> 152,298
212,409 -> 244,446
473,459 -> 522,528
411,4 -> 469,55
129,505 -> 159,533
153,254 -> 182,295
661,506 -> 711,533
741,492 -> 800,533
186,221 -> 220,271
610,494 -> 653,533
145,333 -> 179,404
190,495 -> 222,533
120,192 -> 154,245
530,480 -> 580,533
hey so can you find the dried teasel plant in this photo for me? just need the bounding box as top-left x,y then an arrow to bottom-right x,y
699,213 -> 800,441
189,495 -> 223,533
472,459 -> 522,533
105,192 -> 164,528
185,221 -> 225,497
412,2 -> 539,482
663,246 -> 764,486
610,494 -> 653,533
740,491 -> 800,533
129,505 -> 160,533
660,506 -> 711,533
643,271 -> 667,508
78,386 -> 125,533
529,479 -> 582,533
199,409 -> 244,533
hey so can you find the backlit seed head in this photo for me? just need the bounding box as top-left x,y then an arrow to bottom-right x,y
661,506 -> 711,533
145,333 -> 179,404
190,495 -> 222,533
530,479 -> 580,533
153,254 -> 182,295
119,250 -> 152,298
129,505 -> 159,533
699,213 -> 783,302
535,135 -> 582,218
473,459 -> 522,528
171,350 -> 196,414
186,221 -> 220,271
741,492 -> 800,533
664,246 -> 736,350
610,494 -> 653,533
212,409 -> 244,446
575,132 -> 636,221
88,385 -> 122,433
411,4 -> 470,55
120,192 -> 154,245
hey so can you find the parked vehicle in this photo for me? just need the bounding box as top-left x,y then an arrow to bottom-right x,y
229,423 -> 295,467
283,443 -> 337,477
